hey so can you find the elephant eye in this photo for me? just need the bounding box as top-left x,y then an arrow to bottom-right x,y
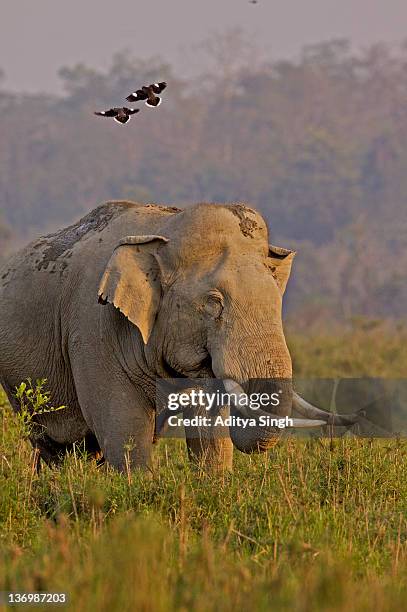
203,291 -> 224,319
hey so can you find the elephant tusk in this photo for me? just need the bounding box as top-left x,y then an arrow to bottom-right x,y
292,392 -> 360,426
223,379 -> 325,428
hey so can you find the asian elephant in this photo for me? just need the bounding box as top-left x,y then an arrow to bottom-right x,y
0,201 -> 357,471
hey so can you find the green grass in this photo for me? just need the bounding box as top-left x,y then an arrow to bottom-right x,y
1,328 -> 407,611
289,321 -> 407,378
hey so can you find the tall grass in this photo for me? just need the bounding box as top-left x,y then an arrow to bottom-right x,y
1,328 -> 407,611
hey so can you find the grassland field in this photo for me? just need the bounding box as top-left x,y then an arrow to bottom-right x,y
1,323 -> 407,611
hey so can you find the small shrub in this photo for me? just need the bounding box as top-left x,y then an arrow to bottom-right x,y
14,378 -> 66,438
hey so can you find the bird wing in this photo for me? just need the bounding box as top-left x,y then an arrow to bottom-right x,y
151,82 -> 167,94
126,89 -> 148,102
126,108 -> 140,115
94,109 -> 117,117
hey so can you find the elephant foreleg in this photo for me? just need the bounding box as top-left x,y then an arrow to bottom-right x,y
184,404 -> 233,472
72,366 -> 155,472
100,396 -> 155,473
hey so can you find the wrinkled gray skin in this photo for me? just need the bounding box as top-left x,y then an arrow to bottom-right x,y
0,201 -> 356,471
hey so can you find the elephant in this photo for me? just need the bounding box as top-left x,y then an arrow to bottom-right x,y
0,201 -> 358,471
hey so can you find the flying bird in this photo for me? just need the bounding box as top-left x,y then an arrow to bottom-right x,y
126,82 -> 167,107
94,107 -> 139,124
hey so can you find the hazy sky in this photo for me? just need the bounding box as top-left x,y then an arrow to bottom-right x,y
1,0 -> 407,93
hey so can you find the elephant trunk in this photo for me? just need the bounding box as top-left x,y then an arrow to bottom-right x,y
223,379 -> 320,453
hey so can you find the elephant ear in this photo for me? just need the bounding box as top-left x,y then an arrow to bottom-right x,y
98,235 -> 169,344
268,244 -> 296,294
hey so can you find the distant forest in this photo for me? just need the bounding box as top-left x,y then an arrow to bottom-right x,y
1,35 -> 406,324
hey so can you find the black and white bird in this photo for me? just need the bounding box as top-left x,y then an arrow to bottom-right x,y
94,107 -> 139,124
126,82 -> 167,107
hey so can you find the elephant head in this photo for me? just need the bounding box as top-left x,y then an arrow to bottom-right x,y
98,204 -> 358,453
